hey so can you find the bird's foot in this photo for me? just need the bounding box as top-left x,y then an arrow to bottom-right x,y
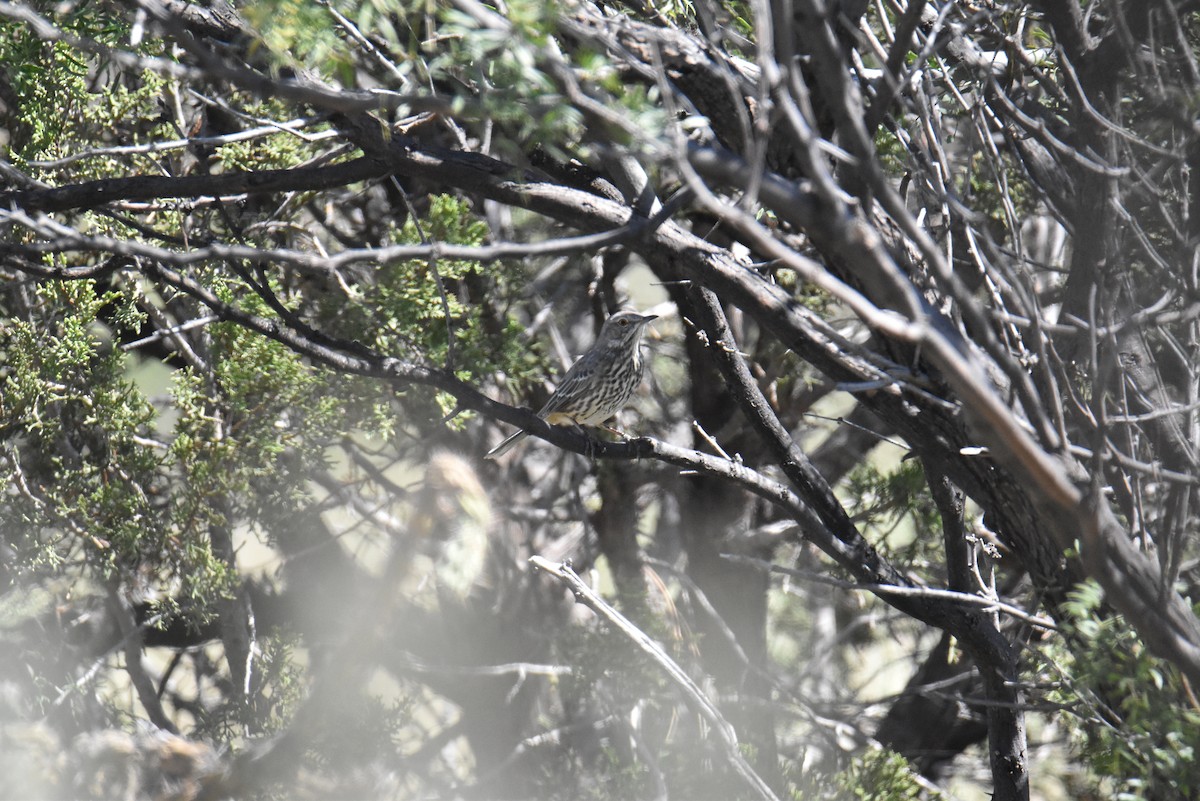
568,423 -> 597,459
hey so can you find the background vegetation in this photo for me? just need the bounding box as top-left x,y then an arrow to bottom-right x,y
2,0 -> 1199,799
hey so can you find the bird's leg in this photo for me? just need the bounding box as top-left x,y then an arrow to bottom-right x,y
571,423 -> 598,460
600,415 -> 626,438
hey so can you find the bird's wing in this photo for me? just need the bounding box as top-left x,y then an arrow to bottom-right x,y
538,361 -> 591,416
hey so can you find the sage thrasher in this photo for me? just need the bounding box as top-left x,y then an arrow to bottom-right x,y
486,310 -> 657,458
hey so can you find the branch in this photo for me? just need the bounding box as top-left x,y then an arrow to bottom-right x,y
688,287 -> 1023,679
0,208 -> 660,280
928,469 -> 1028,801
0,157 -> 385,213
25,116 -> 333,169
1031,0 -> 1100,63
731,557 -> 1056,632
529,556 -> 781,801
687,289 -> 908,587
685,136 -> 1200,687
109,589 -> 179,734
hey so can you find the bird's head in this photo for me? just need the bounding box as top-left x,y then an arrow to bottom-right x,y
598,310 -> 658,345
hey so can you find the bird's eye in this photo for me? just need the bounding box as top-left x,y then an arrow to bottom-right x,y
619,319 -> 629,326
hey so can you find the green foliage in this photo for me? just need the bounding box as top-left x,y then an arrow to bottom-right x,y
242,0 -> 352,79
830,746 -> 924,800
252,633 -> 308,734
172,334 -> 295,519
649,0 -> 697,24
1052,580 -> 1200,800
699,0 -> 753,41
0,582 -> 57,634
0,6 -> 167,169
842,459 -> 941,564
0,281 -> 160,571
212,102 -> 330,173
553,622 -> 701,797
0,279 -> 246,619
873,126 -> 907,177
432,0 -> 589,158
313,194 -> 545,400
421,0 -> 667,156
168,304 -> 388,537
3,38 -> 91,160
963,150 -> 1035,237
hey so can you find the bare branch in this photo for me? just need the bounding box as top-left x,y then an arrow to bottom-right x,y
529,556 -> 782,801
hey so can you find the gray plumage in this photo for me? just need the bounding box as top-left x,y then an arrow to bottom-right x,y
486,311 -> 657,458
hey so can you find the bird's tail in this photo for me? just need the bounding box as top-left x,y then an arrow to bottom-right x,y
485,429 -> 528,459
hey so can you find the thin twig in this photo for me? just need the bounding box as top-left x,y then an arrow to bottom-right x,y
529,556 -> 782,801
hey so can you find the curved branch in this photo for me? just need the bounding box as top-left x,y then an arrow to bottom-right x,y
0,157 -> 385,213
530,556 -> 781,801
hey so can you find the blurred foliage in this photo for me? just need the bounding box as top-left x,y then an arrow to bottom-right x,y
431,0 -> 592,159
1050,581 -> 1200,801
842,459 -> 941,566
242,0 -> 352,78
830,746 -> 924,800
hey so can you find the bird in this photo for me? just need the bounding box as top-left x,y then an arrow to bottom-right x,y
486,310 -> 658,459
